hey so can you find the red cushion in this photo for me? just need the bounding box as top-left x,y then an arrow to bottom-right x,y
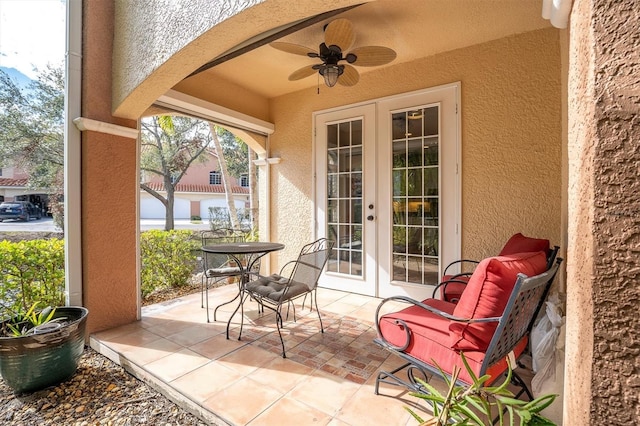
378,298 -> 529,384
499,233 -> 550,257
449,251 -> 548,351
440,275 -> 470,302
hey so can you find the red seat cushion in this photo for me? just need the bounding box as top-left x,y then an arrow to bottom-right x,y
449,251 -> 548,351
499,233 -> 550,257
378,298 -> 529,384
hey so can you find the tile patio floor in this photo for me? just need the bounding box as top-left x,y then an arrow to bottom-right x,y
89,285 -> 449,425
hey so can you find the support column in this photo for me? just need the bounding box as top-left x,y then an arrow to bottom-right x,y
80,0 -> 139,333
566,0 -> 640,423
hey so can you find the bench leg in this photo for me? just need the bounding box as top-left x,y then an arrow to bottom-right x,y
375,361 -> 431,395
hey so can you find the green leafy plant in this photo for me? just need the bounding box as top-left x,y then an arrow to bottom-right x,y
0,239 -> 65,318
2,302 -> 67,337
139,230 -> 200,297
408,353 -> 557,426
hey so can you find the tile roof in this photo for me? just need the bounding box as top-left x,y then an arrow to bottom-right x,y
0,178 -> 28,187
142,182 -> 249,194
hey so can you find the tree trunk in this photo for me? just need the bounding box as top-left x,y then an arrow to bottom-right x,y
248,147 -> 259,232
209,123 -> 240,230
165,178 -> 175,231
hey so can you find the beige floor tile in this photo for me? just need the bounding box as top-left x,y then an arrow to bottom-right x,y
246,356 -> 315,394
248,396 -> 332,426
144,319 -> 201,338
164,321 -> 226,346
202,376 -> 283,425
171,361 -> 243,402
189,334 -> 246,359
120,337 -> 183,365
326,419 -> 351,426
99,328 -> 163,354
90,289 -> 480,426
335,382 -> 419,426
289,370 -> 360,416
143,347 -> 210,381
321,301 -> 360,316
217,344 -> 281,376
338,293 -> 376,307
92,321 -> 147,341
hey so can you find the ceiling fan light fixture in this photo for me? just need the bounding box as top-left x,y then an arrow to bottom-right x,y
320,65 -> 342,87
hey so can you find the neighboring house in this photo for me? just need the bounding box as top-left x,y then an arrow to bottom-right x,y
140,150 -> 250,220
66,1 -> 638,422
0,166 -> 50,213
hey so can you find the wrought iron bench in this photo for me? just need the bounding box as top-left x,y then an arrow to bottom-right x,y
374,251 -> 562,402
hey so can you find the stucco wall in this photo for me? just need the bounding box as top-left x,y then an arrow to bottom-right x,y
566,0 -> 640,423
268,28 -> 563,265
112,0 -> 367,119
82,0 -> 138,333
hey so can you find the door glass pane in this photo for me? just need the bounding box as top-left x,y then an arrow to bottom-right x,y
391,106 -> 440,286
326,118 -> 364,277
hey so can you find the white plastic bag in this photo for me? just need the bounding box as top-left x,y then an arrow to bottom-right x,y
531,293 -> 565,424
531,294 -> 564,373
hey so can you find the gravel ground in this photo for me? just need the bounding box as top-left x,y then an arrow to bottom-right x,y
0,347 -> 208,426
0,284 -> 213,425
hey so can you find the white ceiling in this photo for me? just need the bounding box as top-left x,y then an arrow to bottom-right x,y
189,0 -> 551,99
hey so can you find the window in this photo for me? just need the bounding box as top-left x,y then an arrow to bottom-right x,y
209,171 -> 221,185
240,175 -> 249,187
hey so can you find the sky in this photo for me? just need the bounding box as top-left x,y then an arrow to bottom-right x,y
0,0 -> 66,79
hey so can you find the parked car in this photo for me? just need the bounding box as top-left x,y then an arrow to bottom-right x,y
0,201 -> 42,222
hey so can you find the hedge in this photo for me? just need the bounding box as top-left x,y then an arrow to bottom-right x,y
0,238 -> 66,317
139,230 -> 200,297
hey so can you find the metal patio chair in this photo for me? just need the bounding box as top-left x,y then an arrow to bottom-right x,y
244,238 -> 334,357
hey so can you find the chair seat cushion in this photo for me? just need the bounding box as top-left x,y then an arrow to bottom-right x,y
449,251 -> 548,351
378,298 -> 528,384
246,274 -> 309,301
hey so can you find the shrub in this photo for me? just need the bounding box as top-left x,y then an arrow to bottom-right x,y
139,230 -> 200,297
0,239 -> 65,318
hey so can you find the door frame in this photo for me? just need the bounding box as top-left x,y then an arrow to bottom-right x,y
314,104 -> 378,296
313,82 -> 461,298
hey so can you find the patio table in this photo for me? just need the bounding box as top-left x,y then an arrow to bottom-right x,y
201,242 -> 284,339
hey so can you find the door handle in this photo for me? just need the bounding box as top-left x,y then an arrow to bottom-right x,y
367,215 -> 374,221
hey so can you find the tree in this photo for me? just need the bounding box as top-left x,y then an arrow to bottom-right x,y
214,127 -> 259,231
0,65 -> 65,227
140,115 -> 211,230
209,124 -> 240,230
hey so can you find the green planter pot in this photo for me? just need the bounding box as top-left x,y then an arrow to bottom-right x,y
0,306 -> 88,393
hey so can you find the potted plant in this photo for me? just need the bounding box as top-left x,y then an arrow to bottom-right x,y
0,302 -> 89,394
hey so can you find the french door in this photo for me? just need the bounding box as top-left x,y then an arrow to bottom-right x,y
315,84 -> 460,299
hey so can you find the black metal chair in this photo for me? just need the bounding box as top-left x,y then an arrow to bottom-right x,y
244,238 -> 334,357
199,229 -> 251,322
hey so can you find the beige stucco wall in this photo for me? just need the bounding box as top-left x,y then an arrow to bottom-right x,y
112,0 -> 368,119
267,28 -> 563,265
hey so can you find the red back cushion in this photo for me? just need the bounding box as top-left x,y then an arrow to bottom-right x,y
449,251 -> 548,351
499,233 -> 550,257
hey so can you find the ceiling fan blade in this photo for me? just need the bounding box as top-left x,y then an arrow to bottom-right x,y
338,64 -> 359,86
350,46 -> 397,67
270,42 -> 316,57
289,66 -> 317,81
324,18 -> 355,51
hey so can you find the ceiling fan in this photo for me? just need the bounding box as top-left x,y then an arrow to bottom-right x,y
270,18 -> 397,88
